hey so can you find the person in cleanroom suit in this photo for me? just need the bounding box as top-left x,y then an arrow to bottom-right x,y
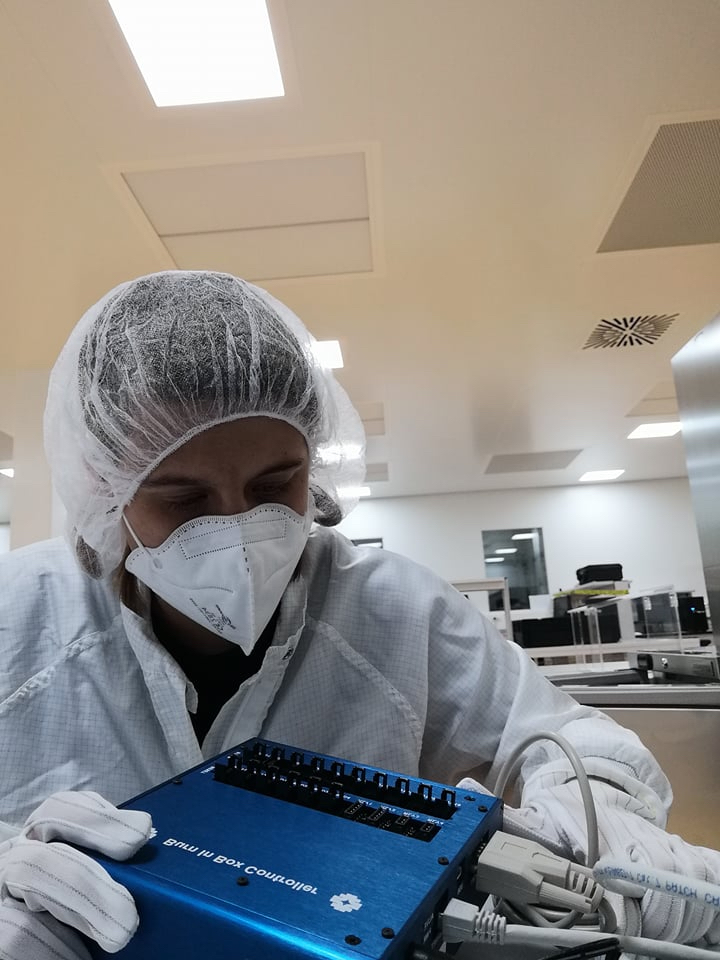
0,271 -> 718,958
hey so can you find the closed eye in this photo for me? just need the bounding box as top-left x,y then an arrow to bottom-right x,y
251,469 -> 300,498
163,491 -> 209,511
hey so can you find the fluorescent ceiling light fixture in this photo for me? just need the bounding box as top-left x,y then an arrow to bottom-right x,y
511,533 -> 536,540
495,548 -> 517,554
0,468 -> 13,478
485,557 -> 505,563
313,340 -> 344,369
579,469 -> 625,482
627,421 -> 682,439
340,485 -> 371,499
317,443 -> 363,465
107,0 -> 284,107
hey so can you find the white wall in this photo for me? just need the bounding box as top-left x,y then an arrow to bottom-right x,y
0,375 -> 14,528
337,477 -> 707,599
0,376 -> 707,604
0,369 -> 53,549
0,523 -> 9,554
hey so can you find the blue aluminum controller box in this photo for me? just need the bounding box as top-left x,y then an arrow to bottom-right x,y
85,739 -> 502,960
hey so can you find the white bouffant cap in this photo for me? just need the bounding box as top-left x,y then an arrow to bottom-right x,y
44,270 -> 366,576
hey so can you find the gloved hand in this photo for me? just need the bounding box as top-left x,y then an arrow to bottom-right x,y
529,779 -> 720,944
459,774 -> 720,946
0,791 -> 153,960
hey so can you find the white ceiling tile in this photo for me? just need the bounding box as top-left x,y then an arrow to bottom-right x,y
123,152 -> 369,235
485,451 -> 582,474
164,219 -> 373,281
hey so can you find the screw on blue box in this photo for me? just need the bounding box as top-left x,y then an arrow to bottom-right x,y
81,738 -> 502,960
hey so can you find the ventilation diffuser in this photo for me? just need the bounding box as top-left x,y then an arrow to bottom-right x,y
599,119 -> 720,252
583,314 -> 678,349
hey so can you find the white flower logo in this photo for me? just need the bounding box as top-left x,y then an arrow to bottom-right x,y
330,892 -> 363,913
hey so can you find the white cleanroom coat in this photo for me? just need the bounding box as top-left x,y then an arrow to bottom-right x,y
0,528 -> 671,833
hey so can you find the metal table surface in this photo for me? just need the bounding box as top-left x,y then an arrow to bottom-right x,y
555,680 -> 720,708
545,666 -> 720,848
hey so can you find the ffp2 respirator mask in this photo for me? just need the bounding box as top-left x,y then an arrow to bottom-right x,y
124,501 -> 313,655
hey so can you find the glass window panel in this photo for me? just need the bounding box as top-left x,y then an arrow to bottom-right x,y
481,527 -> 549,610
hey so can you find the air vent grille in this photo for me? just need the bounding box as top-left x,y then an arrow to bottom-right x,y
583,314 -> 678,349
598,118 -> 720,252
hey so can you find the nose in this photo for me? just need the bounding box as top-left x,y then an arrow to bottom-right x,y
215,487 -> 252,516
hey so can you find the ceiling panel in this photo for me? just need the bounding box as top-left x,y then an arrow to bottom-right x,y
599,119 -> 720,253
485,451 -> 582,474
0,431 -> 13,461
164,219 -> 373,281
122,151 -> 370,234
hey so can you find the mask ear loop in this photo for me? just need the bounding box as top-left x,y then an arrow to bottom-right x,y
122,515 -> 163,570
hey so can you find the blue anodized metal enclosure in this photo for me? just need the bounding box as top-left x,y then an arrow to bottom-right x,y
86,739 -> 502,960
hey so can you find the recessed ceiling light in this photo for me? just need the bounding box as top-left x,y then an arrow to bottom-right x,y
579,470 -> 625,482
485,557 -> 505,563
495,548 -> 518,554
340,485 -> 371,498
0,468 -> 14,478
511,533 -> 536,540
627,422 -> 682,439
107,0 -> 284,107
317,443 -> 363,464
313,340 -> 344,369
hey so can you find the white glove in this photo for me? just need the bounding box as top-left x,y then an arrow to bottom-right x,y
510,778 -> 720,945
0,791 -> 153,960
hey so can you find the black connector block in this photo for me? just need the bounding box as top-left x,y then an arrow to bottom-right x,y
213,742 -> 459,842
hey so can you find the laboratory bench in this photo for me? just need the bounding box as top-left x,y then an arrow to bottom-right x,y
537,647 -> 720,849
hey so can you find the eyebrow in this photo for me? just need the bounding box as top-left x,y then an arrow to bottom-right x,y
141,475 -> 207,489
141,458 -> 306,489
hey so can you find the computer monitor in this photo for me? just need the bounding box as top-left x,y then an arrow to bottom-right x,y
677,596 -> 710,634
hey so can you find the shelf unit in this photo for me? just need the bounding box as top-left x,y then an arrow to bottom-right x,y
452,578 -> 514,644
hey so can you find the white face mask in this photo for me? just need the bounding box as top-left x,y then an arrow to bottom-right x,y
123,500 -> 313,655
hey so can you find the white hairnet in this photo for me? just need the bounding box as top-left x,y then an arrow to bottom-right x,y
44,270 -> 366,577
